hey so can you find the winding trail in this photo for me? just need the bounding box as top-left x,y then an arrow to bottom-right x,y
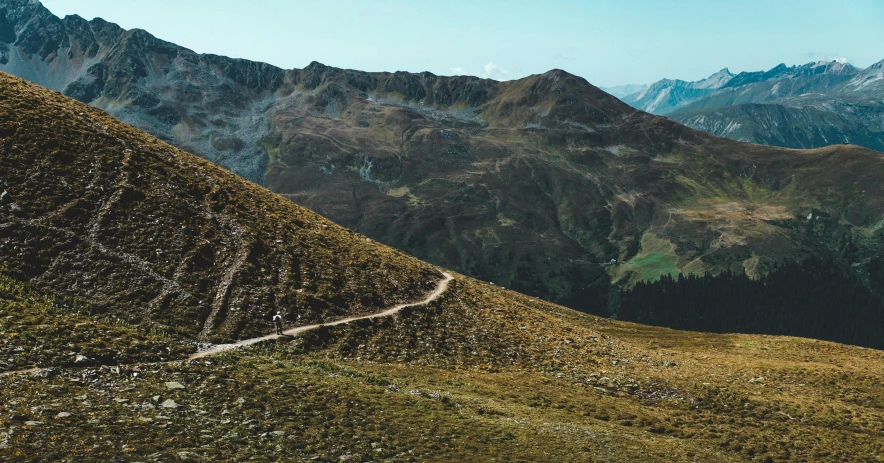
191,272 -> 453,359
0,272 -> 453,377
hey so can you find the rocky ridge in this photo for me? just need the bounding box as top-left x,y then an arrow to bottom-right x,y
624,60 -> 884,152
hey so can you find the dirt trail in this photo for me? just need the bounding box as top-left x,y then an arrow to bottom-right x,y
190,272 -> 453,359
0,272 -> 454,377
0,368 -> 41,378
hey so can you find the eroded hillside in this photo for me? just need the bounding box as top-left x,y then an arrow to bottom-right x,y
0,72 -> 439,343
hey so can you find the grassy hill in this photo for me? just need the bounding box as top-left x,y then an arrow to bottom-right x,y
0,72 -> 882,462
0,268 -> 193,371
2,273 -> 883,461
0,72 -> 440,343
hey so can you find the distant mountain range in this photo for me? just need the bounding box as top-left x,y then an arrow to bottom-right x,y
622,61 -> 884,151
599,83 -> 647,98
4,0 -> 884,317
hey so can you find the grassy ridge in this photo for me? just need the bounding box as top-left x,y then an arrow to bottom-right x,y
2,275 -> 882,461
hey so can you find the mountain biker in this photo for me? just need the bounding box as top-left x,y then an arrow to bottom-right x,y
273,311 -> 284,335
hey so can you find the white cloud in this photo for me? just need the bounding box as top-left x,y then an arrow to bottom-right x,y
450,67 -> 466,75
807,52 -> 849,64
482,62 -> 510,80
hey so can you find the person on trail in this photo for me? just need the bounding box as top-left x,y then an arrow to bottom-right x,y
273,311 -> 284,335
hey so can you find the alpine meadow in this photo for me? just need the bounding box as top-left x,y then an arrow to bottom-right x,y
1,1 -> 884,461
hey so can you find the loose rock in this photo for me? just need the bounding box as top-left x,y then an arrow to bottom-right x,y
160,399 -> 179,409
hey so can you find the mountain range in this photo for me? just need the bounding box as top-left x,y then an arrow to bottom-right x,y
1,64 -> 883,463
3,0 -> 884,320
623,60 -> 884,152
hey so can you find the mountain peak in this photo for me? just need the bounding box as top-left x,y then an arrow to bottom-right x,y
480,68 -> 632,128
542,68 -> 569,78
537,68 -> 596,88
2,0 -> 40,7
304,60 -> 329,70
693,68 -> 735,89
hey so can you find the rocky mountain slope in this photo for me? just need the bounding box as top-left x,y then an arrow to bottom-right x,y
621,68 -> 736,114
625,62 -> 860,115
3,0 -> 884,316
672,95 -> 884,150
624,60 -> 884,152
0,72 -> 882,461
0,0 -> 286,184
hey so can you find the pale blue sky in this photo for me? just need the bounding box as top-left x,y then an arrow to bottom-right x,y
40,0 -> 884,87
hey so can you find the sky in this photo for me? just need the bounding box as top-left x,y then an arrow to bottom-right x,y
40,0 -> 884,88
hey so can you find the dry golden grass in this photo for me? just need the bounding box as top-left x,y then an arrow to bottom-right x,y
3,274 -> 881,461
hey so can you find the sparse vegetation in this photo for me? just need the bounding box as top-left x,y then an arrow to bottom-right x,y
0,270 -> 193,371
0,72 -> 440,344
2,275 -> 883,461
0,58 -> 882,462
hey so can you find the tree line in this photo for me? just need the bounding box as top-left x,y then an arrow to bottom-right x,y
617,257 -> 884,349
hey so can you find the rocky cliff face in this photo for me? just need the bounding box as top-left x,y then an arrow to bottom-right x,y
0,0 -> 285,183
5,0 -> 884,314
672,97 -> 884,149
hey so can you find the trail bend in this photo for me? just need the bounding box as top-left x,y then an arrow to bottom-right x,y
0,272 -> 454,377
191,272 -> 453,359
